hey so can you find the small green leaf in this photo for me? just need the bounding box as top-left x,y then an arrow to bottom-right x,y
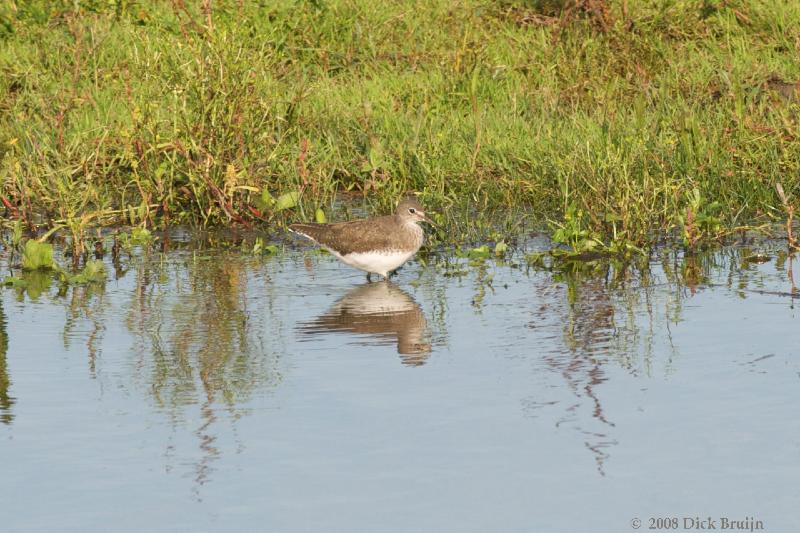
468,245 -> 491,260
64,260 -> 106,284
154,161 -> 169,180
130,227 -> 153,245
260,189 -> 275,208
470,67 -> 480,96
367,137 -> 385,170
315,208 -> 326,223
275,191 -> 300,211
494,241 -> 508,256
11,220 -> 23,246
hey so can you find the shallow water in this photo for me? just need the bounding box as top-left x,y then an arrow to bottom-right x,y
1,238 -> 798,532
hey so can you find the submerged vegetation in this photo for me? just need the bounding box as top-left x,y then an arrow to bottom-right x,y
2,226 -> 106,290
1,0 -> 800,254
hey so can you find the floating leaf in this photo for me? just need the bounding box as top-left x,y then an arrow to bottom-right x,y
494,241 -> 508,256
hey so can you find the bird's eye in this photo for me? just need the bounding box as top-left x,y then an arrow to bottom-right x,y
408,208 -> 417,214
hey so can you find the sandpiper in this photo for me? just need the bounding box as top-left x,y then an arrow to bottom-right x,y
289,197 -> 434,280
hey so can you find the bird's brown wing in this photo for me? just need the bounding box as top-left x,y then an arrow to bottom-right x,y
289,216 -> 400,255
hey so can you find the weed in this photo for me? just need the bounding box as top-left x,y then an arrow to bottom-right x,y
118,227 -> 156,249
551,204 -> 605,255
59,260 -> 106,285
678,188 -> 722,250
21,240 -> 55,270
249,237 -> 278,256
775,183 -> 798,250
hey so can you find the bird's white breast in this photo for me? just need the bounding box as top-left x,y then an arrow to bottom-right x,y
334,249 -> 417,276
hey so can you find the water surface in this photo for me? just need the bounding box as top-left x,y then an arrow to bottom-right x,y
1,238 -> 798,532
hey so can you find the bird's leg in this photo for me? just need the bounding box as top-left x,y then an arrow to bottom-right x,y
388,269 -> 398,279
366,272 -> 372,283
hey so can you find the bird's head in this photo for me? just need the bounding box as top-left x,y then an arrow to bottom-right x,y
396,198 -> 434,226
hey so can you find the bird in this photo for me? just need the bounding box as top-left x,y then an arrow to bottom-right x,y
289,197 -> 434,281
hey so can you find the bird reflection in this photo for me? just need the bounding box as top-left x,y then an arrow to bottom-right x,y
299,281 -> 432,366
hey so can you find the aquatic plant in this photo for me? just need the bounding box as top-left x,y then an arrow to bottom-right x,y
550,204 -> 605,255
249,237 -> 278,256
117,227 -> 155,249
10,221 -> 22,247
21,240 -> 55,271
275,192 -> 300,212
7,237 -> 107,298
60,260 -> 106,285
677,188 -> 723,250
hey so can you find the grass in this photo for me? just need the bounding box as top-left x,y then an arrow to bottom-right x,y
1,0 -> 799,252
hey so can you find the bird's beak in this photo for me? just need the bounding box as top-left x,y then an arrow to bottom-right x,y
421,212 -> 437,227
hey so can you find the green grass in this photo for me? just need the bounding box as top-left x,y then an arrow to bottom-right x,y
1,0 -> 799,250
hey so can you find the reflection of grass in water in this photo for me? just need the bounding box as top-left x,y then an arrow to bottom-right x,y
0,299 -> 12,424
5,270 -> 54,301
61,281 -> 108,379
124,253 -> 280,401
122,252 -> 282,491
3,259 -> 107,301
528,246 -> 791,474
